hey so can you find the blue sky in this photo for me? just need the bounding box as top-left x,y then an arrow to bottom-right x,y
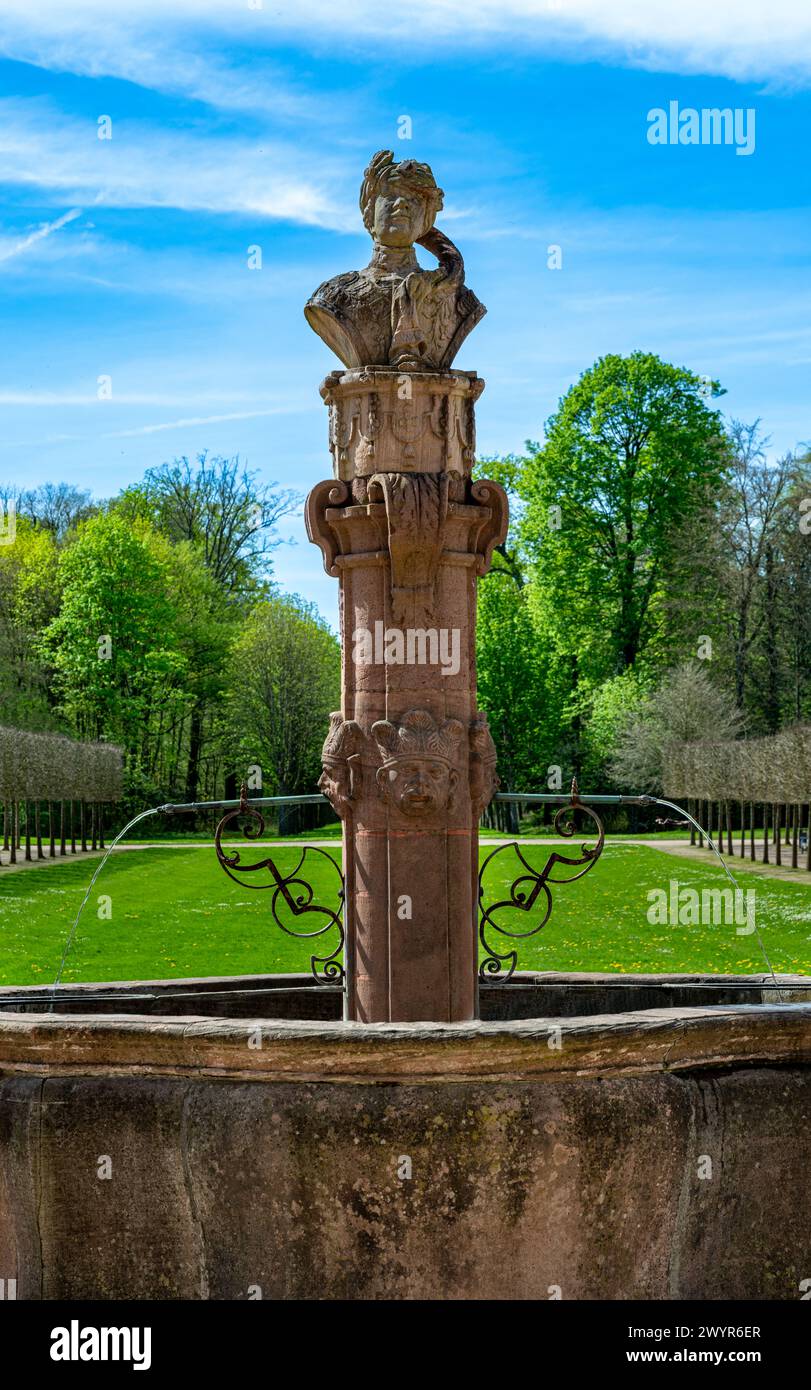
1,0 -> 809,625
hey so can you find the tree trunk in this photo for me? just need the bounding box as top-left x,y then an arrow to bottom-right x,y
750,802 -> 755,861
80,800 -> 87,853
791,804 -> 799,869
92,803 -> 98,852
762,803 -> 770,864
60,800 -> 66,856
98,804 -> 105,850
48,801 -> 55,858
35,802 -> 43,860
774,804 -> 782,866
23,801 -> 31,861
10,803 -> 17,863
70,800 -> 76,855
185,701 -> 205,805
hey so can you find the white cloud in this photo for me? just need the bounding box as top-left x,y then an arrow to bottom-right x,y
0,1 -> 809,86
0,206 -> 82,263
100,408 -> 305,438
0,100 -> 354,228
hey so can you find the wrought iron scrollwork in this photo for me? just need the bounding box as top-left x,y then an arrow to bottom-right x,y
214,786 -> 345,985
478,780 -> 605,982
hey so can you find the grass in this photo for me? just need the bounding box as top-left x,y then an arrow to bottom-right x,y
0,838 -> 809,986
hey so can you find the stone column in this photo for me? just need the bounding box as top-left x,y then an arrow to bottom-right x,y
307,368 -> 507,1022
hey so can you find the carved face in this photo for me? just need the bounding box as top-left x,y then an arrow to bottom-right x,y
318,765 -> 350,815
381,757 -> 456,817
372,182 -> 429,249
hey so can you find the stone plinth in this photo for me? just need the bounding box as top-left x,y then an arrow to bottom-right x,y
320,367 -> 484,480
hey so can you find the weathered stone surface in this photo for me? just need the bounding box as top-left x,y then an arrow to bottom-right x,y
318,369 -> 483,480
0,1001 -> 809,1299
300,150 -> 506,1023
304,150 -> 484,373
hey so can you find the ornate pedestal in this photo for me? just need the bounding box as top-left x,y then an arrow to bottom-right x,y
307,368 -> 507,1021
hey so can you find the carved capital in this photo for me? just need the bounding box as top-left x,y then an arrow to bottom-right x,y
320,369 -> 483,480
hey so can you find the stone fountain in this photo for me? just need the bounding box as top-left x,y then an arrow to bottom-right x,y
0,151 -> 809,1303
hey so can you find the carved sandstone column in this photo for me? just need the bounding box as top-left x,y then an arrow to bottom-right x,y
304,150 -> 507,1022
307,370 -> 506,1021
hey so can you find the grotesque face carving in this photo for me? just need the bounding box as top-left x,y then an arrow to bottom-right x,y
379,756 -> 458,818
372,709 -> 464,820
318,765 -> 351,815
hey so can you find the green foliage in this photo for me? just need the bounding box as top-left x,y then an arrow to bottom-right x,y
39,514 -> 187,750
520,351 -> 728,677
0,518 -> 60,729
580,666 -> 650,789
476,572 -> 549,788
224,593 -> 340,795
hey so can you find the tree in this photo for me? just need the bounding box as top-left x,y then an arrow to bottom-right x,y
0,518 -> 60,729
610,662 -> 745,793
38,515 -> 188,765
520,352 -> 728,678
224,594 -> 340,801
120,453 -> 298,596
17,482 -> 97,538
117,453 -> 299,799
476,570 -> 549,794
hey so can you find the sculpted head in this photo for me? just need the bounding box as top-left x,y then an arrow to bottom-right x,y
373,709 -> 463,819
380,756 -> 456,818
360,150 -> 444,250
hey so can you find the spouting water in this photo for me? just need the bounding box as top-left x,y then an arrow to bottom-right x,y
47,790 -> 784,1008
50,804 -> 165,1006
48,792 -> 326,1005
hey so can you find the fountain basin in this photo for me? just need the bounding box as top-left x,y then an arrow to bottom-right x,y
0,972 -> 809,1300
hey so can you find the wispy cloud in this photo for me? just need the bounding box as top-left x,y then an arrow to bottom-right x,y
100,408 -> 306,439
0,1 -> 810,87
0,206 -> 82,263
0,99 -> 355,229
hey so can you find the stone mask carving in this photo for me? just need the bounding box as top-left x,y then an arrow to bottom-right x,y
318,713 -> 364,817
373,709 -> 464,818
304,149 -> 485,372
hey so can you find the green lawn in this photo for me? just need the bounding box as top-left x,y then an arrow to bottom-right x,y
0,839 -> 809,986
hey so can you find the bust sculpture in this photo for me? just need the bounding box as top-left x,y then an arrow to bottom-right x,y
305,149 -> 485,371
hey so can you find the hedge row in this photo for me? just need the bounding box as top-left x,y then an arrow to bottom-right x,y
0,726 -> 123,803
